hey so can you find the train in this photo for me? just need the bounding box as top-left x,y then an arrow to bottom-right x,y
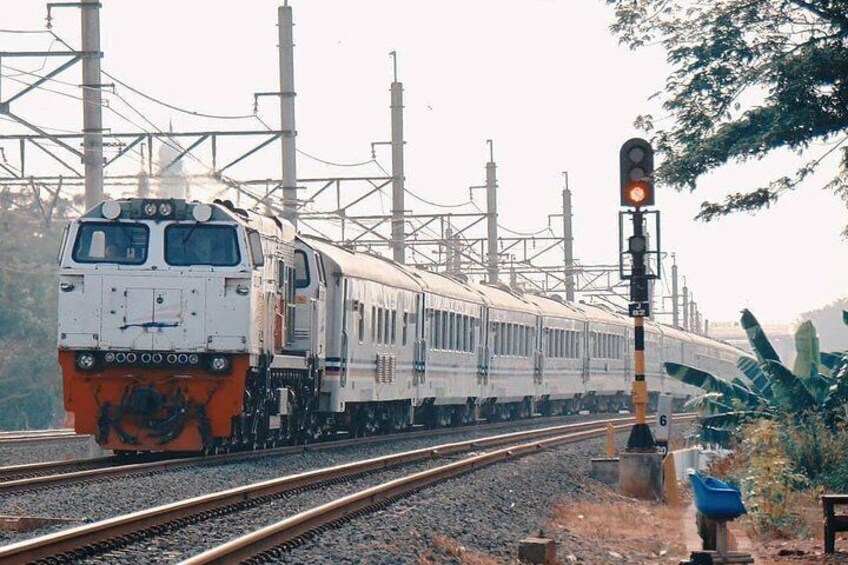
56,198 -> 744,453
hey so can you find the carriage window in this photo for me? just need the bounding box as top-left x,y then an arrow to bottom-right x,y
402,313 -> 409,346
294,250 -> 310,288
73,222 -> 149,265
372,306 -> 377,342
165,225 -> 240,266
357,303 -> 365,342
391,310 -> 397,345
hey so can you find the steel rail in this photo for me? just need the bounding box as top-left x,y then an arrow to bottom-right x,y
0,413 -> 627,496
181,415 -> 695,565
0,415 -> 694,564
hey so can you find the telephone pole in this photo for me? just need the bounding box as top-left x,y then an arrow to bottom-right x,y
671,256 -> 679,327
81,0 -> 103,210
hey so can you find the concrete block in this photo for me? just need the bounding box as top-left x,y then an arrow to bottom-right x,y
590,457 -> 620,485
619,452 -> 664,499
518,537 -> 556,564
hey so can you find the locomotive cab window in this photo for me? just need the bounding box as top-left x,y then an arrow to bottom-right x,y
247,230 -> 264,267
294,250 -> 310,288
72,222 -> 149,265
165,225 -> 240,266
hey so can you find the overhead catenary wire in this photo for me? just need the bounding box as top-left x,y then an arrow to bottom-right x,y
101,70 -> 257,121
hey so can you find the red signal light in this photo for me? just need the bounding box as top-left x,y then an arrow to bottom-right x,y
624,181 -> 652,207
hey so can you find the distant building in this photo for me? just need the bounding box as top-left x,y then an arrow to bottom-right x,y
709,320 -> 796,366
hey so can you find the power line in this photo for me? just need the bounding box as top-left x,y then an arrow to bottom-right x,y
296,148 -> 375,168
101,70 -> 257,120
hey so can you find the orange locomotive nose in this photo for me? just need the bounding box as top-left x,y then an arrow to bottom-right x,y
59,351 -> 248,452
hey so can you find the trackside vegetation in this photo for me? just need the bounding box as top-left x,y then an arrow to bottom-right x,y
665,309 -> 848,534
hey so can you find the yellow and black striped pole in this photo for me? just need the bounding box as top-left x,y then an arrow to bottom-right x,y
625,211 -> 655,451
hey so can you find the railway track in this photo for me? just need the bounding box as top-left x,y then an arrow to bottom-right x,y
0,413 -> 629,496
0,414 -> 695,564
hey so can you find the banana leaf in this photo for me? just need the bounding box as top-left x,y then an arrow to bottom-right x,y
737,356 -> 773,399
685,392 -> 736,414
762,360 -> 819,412
793,320 -> 821,380
700,410 -> 759,428
822,378 -> 848,426
821,352 -> 847,371
664,362 -> 761,407
741,309 -> 781,364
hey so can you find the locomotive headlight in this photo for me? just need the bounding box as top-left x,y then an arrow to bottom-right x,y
166,353 -> 178,364
209,355 -> 230,373
143,202 -> 158,216
104,352 -> 116,363
152,353 -> 163,364
127,352 -> 138,363
177,354 -> 189,364
188,354 -> 200,365
115,352 -> 127,363
158,202 -> 173,217
140,352 -> 152,364
76,352 -> 97,371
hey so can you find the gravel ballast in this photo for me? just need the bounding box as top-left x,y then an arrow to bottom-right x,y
0,414 -> 616,546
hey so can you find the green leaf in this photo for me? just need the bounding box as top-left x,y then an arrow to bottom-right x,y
701,410 -> 758,429
821,352 -> 847,371
736,356 -> 773,400
664,362 -> 761,407
762,360 -> 819,412
685,392 -> 736,414
741,309 -> 781,365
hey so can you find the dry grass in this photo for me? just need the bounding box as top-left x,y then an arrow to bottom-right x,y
549,497 -> 689,562
416,534 -> 501,565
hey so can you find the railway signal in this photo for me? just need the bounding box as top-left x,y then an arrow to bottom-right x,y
620,138 -> 654,207
617,138 -> 661,453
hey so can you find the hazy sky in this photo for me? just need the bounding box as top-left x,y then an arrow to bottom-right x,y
2,1 -> 846,325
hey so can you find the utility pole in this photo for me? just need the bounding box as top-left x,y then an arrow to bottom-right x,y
689,294 -> 697,334
671,256 -> 679,327
682,282 -> 689,331
81,0 -> 103,210
279,3 -> 298,226
562,172 -> 575,301
445,223 -> 455,275
390,51 -> 405,264
486,140 -> 499,284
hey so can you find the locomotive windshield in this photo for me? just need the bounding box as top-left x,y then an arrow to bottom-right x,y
165,224 -> 241,266
72,222 -> 149,265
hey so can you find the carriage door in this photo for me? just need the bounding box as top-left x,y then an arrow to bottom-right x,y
623,326 -> 632,384
534,318 -> 544,385
274,260 -> 286,352
581,321 -> 590,384
477,306 -> 489,385
414,293 -> 427,389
